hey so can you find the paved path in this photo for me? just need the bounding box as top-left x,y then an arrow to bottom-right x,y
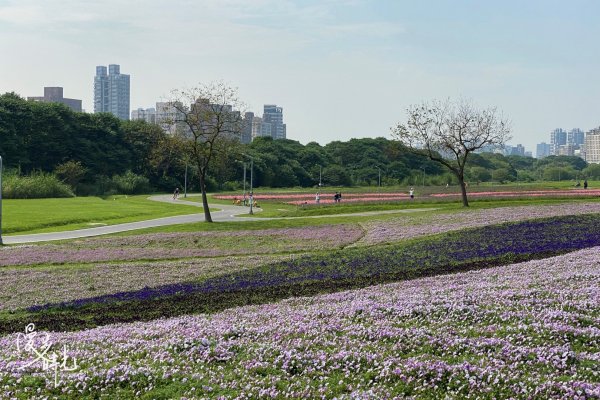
2,194 -> 436,244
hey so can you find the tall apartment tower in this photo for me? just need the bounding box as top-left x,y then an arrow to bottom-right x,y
550,128 -> 567,155
241,112 -> 254,144
536,142 -> 551,159
585,127 -> 600,164
263,104 -> 286,140
568,128 -> 585,146
94,64 -> 130,120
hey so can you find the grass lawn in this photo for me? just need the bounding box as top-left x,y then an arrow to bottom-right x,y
2,195 -> 202,235
3,182 -> 599,236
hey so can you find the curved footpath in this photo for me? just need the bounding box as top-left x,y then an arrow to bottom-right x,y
2,194 -> 436,244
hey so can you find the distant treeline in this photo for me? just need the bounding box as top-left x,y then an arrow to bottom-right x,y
1,92 -> 599,197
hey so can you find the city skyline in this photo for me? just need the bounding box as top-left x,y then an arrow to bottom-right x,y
1,0 -> 599,151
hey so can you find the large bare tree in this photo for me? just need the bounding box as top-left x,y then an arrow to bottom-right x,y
391,99 -> 511,206
168,82 -> 244,222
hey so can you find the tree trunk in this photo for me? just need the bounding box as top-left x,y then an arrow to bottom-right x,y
198,173 -> 213,222
458,176 -> 469,207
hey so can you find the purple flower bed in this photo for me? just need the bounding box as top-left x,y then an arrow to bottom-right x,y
0,247 -> 598,398
28,214 -> 600,314
0,255 -> 291,312
359,201 -> 600,245
0,225 -> 363,266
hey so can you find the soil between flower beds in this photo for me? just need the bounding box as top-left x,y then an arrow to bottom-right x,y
3,214 -> 600,334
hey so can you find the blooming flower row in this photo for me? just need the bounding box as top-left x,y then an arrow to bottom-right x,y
0,254 -> 292,312
357,201 -> 600,245
25,214 -> 600,317
0,225 -> 363,267
214,192 -> 409,200
431,189 -> 600,197
0,247 -> 598,398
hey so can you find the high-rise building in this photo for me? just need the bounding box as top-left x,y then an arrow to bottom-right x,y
241,112 -> 254,144
558,144 -> 575,156
585,127 -> 600,164
131,108 -> 156,123
508,144 -> 525,156
568,128 -> 585,146
263,104 -> 286,140
94,64 -> 130,120
155,102 -> 187,135
550,128 -> 567,155
28,87 -> 82,112
251,116 -> 271,138
536,142 -> 552,158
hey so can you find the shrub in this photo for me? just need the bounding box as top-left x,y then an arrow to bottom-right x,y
2,170 -> 75,199
111,171 -> 151,195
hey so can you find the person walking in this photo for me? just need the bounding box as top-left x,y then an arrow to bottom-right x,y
173,187 -> 180,200
315,192 -> 320,204
584,179 -> 588,189
409,187 -> 414,200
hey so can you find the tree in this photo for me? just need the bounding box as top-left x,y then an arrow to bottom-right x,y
168,82 -> 244,222
391,99 -> 511,206
54,160 -> 87,189
583,164 -> 600,180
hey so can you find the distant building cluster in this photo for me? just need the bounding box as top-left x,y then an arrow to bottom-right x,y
132,103 -> 286,143
239,105 -> 287,143
25,63 -> 288,142
476,143 -> 532,158
536,127 -> 600,163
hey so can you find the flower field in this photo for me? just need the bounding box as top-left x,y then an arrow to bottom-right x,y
5,212 -> 600,336
0,225 -> 363,267
357,201 -> 600,245
1,247 -> 598,399
431,188 -> 600,198
1,202 -> 600,398
215,192 -> 410,205
214,189 -> 600,205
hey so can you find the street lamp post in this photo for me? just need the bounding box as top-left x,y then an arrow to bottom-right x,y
0,155 -> 3,245
184,162 -> 188,198
243,154 -> 254,215
235,160 -> 248,205
242,162 -> 247,198
375,165 -> 381,190
318,165 -> 322,188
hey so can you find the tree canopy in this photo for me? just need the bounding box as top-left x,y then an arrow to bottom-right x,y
392,99 -> 511,206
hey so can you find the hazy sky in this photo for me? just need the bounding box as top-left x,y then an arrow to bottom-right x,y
1,0 -> 598,154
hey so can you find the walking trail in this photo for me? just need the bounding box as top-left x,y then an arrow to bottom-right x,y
2,194 -> 436,244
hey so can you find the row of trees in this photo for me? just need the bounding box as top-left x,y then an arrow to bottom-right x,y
2,90 -> 598,211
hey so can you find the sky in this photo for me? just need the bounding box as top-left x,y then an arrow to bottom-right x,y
1,0 -> 599,155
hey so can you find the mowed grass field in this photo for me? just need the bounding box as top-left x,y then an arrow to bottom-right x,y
1,195 -> 201,234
